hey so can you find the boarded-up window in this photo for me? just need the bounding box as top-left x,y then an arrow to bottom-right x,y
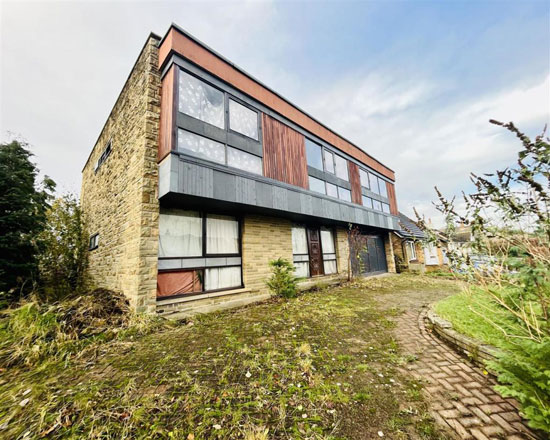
157,270 -> 203,298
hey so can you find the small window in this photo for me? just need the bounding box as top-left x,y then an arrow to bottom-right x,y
372,199 -> 382,211
89,233 -> 99,251
227,147 -> 262,175
378,177 -> 388,198
306,139 -> 323,170
323,149 -> 335,174
178,129 -> 225,165
362,195 -> 373,208
337,187 -> 351,202
382,203 -> 391,214
94,141 -> 112,173
359,168 -> 370,189
334,155 -> 349,181
326,182 -> 338,198
309,175 -> 326,194
229,99 -> 258,140
179,70 -> 225,129
406,241 -> 417,261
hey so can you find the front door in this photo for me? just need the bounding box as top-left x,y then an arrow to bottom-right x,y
307,227 -> 324,276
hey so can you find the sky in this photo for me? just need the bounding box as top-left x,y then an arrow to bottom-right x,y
1,0 -> 549,226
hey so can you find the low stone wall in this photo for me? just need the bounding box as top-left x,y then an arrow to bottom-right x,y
426,306 -> 499,368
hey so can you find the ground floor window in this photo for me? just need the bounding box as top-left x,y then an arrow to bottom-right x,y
157,210 -> 242,299
292,224 -> 337,278
424,243 -> 439,265
406,240 -> 417,261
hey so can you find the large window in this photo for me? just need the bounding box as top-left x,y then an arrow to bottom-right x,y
306,139 -> 323,170
179,70 -> 225,129
178,129 -> 262,175
158,211 -> 242,298
320,227 -> 337,274
229,99 -> 258,140
334,155 -> 349,181
292,226 -> 310,278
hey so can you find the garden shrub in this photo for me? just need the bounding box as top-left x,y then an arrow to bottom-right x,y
266,258 -> 298,298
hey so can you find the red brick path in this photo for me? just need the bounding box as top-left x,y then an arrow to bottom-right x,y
394,307 -> 543,440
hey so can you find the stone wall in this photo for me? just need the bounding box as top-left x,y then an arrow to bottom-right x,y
80,35 -> 161,313
383,232 -> 396,273
335,226 -> 350,277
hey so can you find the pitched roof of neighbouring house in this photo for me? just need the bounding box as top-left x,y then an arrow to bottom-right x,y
395,213 -> 427,239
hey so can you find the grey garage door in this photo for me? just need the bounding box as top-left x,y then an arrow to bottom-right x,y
351,234 -> 388,276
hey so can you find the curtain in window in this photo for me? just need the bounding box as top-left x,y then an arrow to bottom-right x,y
229,100 -> 258,140
205,266 -> 241,290
158,211 -> 202,257
294,262 -> 310,278
321,228 -> 337,274
178,129 -> 226,165
206,214 -> 239,254
179,70 -> 225,129
292,226 -> 309,278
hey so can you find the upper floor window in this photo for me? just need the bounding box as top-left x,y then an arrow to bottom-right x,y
359,168 -> 370,189
382,203 -> 390,214
309,175 -> 326,194
368,172 -> 388,198
323,149 -> 335,174
372,199 -> 382,211
177,129 -> 262,175
179,70 -> 224,129
306,139 -> 323,170
337,187 -> 351,202
229,99 -> 258,140
326,182 -> 338,198
379,178 -> 388,198
94,141 -> 111,173
362,195 -> 373,209
89,233 -> 99,251
334,155 -> 349,181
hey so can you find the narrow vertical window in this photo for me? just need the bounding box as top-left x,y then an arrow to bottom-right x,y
305,139 -> 323,170
323,149 -> 335,174
378,177 -> 388,198
359,168 -> 370,189
320,227 -> 337,274
206,214 -> 239,255
334,155 -> 349,181
89,233 -> 99,250
292,226 -> 310,278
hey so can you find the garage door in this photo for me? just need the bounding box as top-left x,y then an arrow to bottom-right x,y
351,234 -> 388,276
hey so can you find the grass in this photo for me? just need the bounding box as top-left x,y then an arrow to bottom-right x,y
0,275 -> 460,439
433,287 -> 523,351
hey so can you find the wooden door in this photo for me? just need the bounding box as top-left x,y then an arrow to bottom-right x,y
307,227 -> 324,276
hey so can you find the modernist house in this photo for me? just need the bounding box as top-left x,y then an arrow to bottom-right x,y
392,213 -> 449,273
81,24 -> 400,316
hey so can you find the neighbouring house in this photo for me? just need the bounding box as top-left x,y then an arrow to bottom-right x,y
391,213 -> 449,272
80,24 -> 401,317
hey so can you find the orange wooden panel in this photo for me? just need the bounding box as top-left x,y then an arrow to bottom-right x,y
262,114 -> 308,189
157,270 -> 202,298
158,65 -> 178,162
159,27 -> 395,181
348,162 -> 362,205
387,182 -> 398,215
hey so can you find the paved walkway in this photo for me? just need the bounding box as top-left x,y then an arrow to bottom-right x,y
386,291 -> 543,440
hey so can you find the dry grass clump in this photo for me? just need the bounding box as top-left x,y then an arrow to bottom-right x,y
0,289 -> 162,367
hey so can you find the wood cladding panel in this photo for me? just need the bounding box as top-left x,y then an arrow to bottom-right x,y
348,162 -> 362,205
262,114 -> 308,189
387,182 -> 398,215
158,65 -> 178,162
159,27 -> 395,181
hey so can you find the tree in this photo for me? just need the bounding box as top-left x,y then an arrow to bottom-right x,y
0,140 -> 55,299
420,121 -> 550,432
37,195 -> 88,299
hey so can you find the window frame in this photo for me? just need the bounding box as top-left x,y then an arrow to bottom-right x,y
228,97 -> 261,141
89,233 -> 99,251
157,211 -> 244,299
406,241 -> 417,262
323,149 -> 336,174
94,140 -> 112,173
305,138 -> 324,171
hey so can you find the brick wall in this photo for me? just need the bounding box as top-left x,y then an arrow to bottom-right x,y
80,35 -> 161,312
241,214 -> 294,293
